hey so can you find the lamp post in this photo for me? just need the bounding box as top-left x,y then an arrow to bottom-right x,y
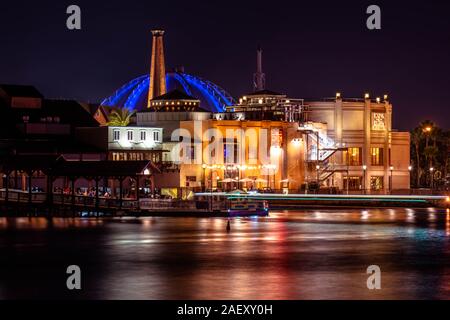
423,126 -> 433,173
389,166 -> 394,194
430,167 -> 434,192
316,164 -> 320,187
362,165 -> 367,194
408,165 -> 412,194
201,164 -> 207,192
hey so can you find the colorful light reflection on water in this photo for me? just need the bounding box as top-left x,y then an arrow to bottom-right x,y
0,208 -> 449,299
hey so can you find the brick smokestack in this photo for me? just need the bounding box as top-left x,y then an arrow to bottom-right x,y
148,29 -> 167,107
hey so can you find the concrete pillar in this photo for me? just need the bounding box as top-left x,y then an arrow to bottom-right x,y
334,98 -> 343,189
384,103 -> 393,192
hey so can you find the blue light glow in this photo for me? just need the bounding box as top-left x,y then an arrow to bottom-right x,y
101,72 -> 235,112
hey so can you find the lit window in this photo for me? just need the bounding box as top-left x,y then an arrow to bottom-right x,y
140,131 -> 146,141
113,129 -> 120,141
343,176 -> 363,190
370,176 -> 384,190
343,147 -> 362,166
127,130 -> 133,141
153,131 -> 160,142
370,147 -> 384,166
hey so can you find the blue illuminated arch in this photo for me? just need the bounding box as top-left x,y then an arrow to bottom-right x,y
101,72 -> 235,112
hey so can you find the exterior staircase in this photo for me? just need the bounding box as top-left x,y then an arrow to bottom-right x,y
298,122 -> 348,184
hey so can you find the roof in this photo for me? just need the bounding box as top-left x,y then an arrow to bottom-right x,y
0,156 -> 160,177
246,89 -> 284,96
49,160 -> 160,177
43,99 -> 99,127
0,155 -> 60,172
0,84 -> 44,98
8,138 -> 106,154
152,89 -> 199,101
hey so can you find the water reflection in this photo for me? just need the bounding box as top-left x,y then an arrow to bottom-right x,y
0,208 -> 449,299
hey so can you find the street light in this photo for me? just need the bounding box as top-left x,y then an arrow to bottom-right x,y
316,165 -> 320,187
430,167 -> 434,192
389,166 -> 394,194
362,165 -> 367,194
202,164 -> 207,192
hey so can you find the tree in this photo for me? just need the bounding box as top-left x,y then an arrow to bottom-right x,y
107,108 -> 135,126
410,128 -> 422,188
410,120 -> 449,190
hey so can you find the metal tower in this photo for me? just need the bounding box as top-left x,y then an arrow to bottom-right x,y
253,46 -> 266,91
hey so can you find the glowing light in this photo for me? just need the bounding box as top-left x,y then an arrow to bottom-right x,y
102,73 -> 235,112
336,92 -> 341,98
408,165 -> 412,171
292,138 -> 302,146
364,93 -> 370,99
363,165 -> 367,170
376,97 -> 380,103
143,169 -> 150,175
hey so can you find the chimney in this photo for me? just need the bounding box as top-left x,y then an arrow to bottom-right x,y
147,29 -> 167,107
253,46 -> 266,91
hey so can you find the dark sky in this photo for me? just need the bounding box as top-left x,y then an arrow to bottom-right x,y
1,0 -> 450,130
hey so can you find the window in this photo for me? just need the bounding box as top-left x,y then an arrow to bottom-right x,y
223,138 -> 238,164
127,130 -> 133,141
140,131 -> 146,141
370,176 -> 384,191
343,147 -> 362,166
343,176 -> 363,191
370,147 -> 384,166
112,152 -> 126,161
186,176 -> 197,187
153,131 -> 160,142
113,129 -> 120,141
190,145 -> 195,160
372,112 -> 386,130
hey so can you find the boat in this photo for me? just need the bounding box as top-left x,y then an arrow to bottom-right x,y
195,190 -> 269,217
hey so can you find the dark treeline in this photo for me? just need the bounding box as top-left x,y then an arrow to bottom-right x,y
410,121 -> 450,190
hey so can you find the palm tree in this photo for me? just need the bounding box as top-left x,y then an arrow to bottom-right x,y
107,108 -> 136,126
441,131 -> 450,185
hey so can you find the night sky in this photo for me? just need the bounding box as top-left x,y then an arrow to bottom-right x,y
1,0 -> 450,130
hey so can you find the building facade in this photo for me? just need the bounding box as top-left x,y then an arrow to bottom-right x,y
305,94 -> 410,193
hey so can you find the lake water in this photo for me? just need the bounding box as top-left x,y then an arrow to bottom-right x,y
0,208 -> 449,299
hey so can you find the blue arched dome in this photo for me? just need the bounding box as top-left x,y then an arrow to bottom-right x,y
101,72 -> 235,112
